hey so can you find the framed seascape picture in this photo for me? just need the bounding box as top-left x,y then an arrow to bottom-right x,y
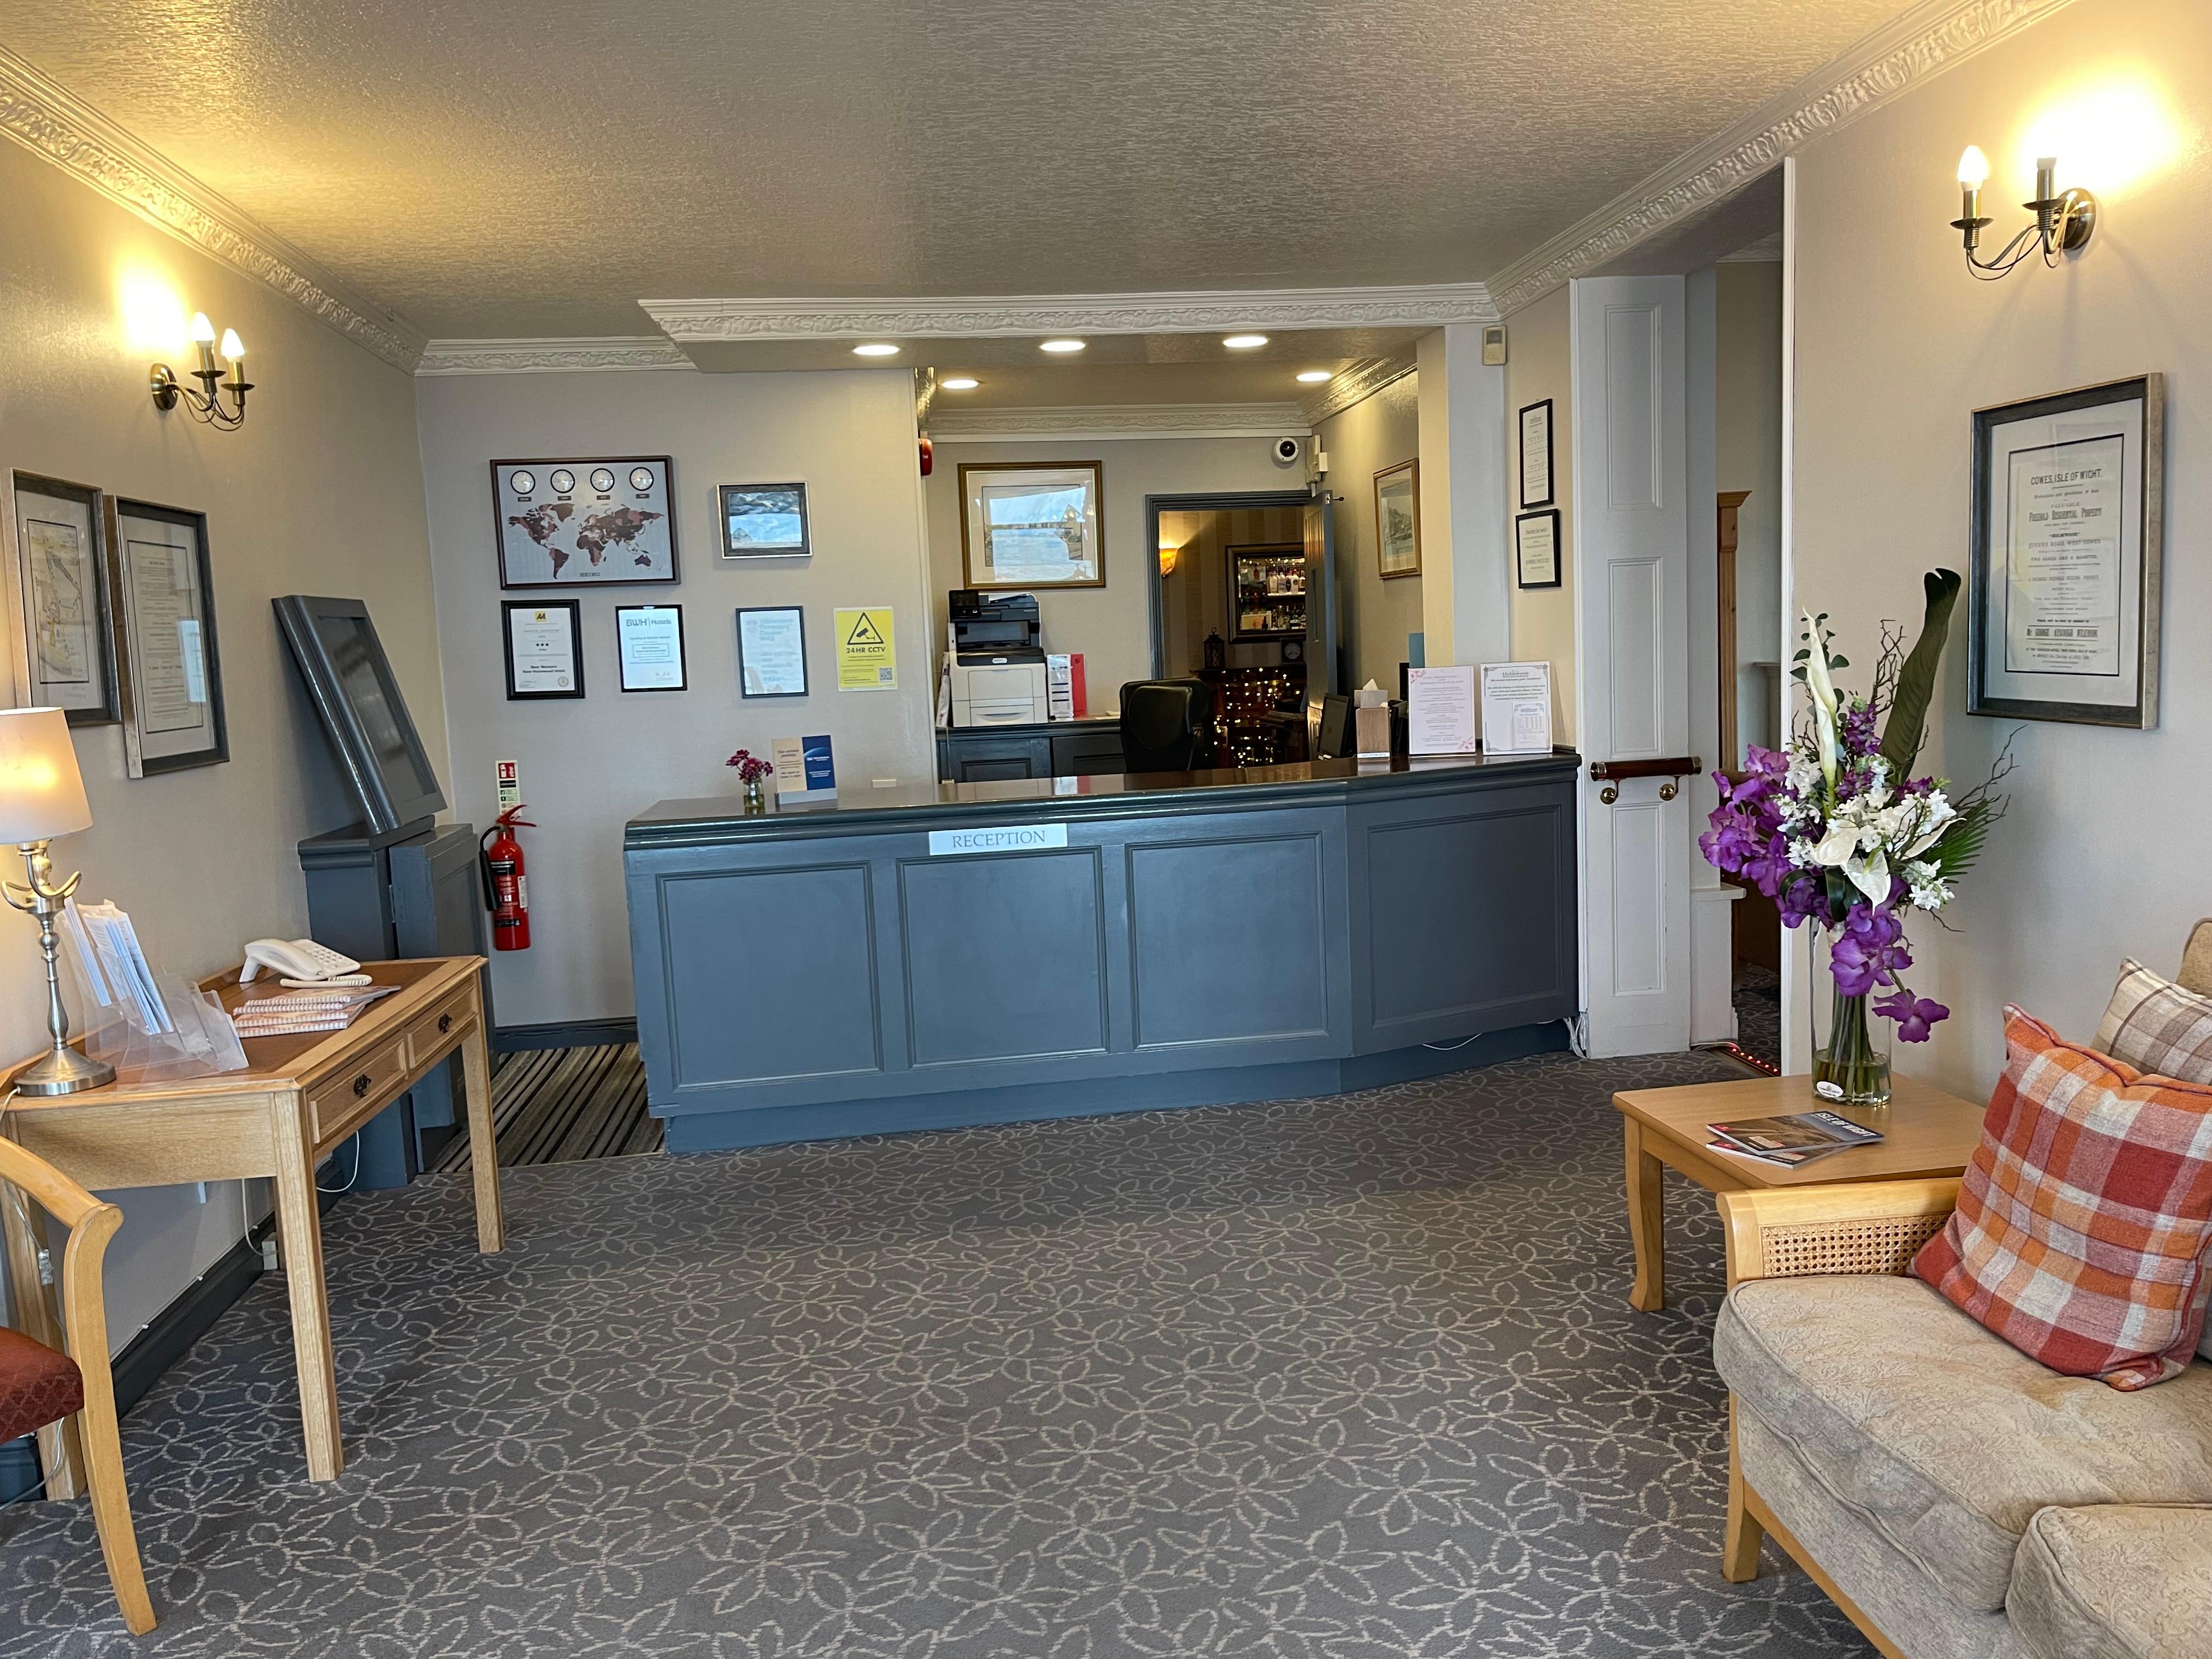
959,461 -> 1104,589
1968,374 -> 2164,728
720,483 -> 810,558
490,457 -> 678,588
503,600 -> 585,699
1518,399 -> 1555,509
115,499 -> 227,775
6,472 -> 123,724
1375,459 -> 1421,579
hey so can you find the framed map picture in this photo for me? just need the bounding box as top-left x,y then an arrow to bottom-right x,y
492,457 -> 678,588
5,472 -> 123,725
115,498 -> 227,776
958,462 -> 1104,589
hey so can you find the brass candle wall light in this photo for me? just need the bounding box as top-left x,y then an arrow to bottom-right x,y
1951,146 -> 2097,279
149,311 -> 252,429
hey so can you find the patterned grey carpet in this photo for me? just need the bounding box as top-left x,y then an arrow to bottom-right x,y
0,1051 -> 1874,1657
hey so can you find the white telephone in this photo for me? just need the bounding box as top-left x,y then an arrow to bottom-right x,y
241,938 -> 368,988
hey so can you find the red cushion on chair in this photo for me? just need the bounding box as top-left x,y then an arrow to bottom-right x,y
0,1325 -> 83,1443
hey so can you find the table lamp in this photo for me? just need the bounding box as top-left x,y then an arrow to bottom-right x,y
0,708 -> 112,1094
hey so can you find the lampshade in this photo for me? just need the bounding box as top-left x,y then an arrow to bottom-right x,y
0,708 -> 93,843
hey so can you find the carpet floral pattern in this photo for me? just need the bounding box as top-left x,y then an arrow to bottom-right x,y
0,1051 -> 1873,1656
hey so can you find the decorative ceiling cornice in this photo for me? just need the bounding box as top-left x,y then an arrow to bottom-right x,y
640,284 -> 1496,341
0,43 -> 425,371
1484,0 -> 2081,315
1300,354 -> 1417,425
929,403 -> 1310,443
415,336 -> 693,376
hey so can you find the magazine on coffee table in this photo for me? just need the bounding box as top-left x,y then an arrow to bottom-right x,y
1706,1109 -> 1884,1168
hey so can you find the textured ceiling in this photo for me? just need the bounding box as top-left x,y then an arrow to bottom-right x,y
6,0 -> 1909,339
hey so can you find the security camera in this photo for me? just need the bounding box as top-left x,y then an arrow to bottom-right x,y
1272,436 -> 1303,466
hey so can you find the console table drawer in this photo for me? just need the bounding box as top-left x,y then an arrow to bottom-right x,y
307,1038 -> 412,1148
404,982 -> 477,1066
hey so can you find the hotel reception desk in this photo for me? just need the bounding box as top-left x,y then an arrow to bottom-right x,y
624,753 -> 1579,1152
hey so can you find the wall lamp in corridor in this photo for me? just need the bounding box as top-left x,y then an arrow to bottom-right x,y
150,312 -> 253,430
1951,146 -> 2096,279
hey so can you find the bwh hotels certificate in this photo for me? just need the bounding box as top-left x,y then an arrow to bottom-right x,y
2006,434 -> 2123,676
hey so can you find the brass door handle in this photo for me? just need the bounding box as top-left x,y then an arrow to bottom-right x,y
438,1013 -> 453,1034
352,1073 -> 371,1098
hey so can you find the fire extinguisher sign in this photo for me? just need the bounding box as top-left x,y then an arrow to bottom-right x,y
496,760 -> 521,810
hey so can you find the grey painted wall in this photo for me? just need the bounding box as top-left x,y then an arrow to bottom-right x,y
1318,375 -> 1422,693
416,366 -> 935,1026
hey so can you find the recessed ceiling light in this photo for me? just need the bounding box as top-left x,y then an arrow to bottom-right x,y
1296,370 -> 1333,383
1039,338 -> 1087,354
851,342 -> 900,357
1223,334 -> 1269,349
940,375 -> 980,390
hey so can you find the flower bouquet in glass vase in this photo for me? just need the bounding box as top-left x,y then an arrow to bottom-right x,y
1700,571 -> 2011,1105
726,747 -> 774,811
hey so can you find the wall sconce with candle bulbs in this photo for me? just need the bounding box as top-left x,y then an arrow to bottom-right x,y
1951,146 -> 2096,278
150,312 -> 253,429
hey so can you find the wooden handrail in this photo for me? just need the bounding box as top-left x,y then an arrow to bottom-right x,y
1588,757 -> 1701,781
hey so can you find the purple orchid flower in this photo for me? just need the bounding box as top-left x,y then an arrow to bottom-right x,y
1874,989 -> 1950,1042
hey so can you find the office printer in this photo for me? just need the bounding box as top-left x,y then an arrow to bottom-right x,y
948,590 -> 1047,727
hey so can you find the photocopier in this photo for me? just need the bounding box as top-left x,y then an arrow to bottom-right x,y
947,590 -> 1048,727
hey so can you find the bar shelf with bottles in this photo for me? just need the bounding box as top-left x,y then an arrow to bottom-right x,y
1229,548 -> 1307,641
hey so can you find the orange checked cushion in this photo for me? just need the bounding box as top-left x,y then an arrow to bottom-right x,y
1913,1007 -> 2212,1391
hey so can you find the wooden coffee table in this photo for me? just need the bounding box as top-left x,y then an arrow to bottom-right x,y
1615,1073 -> 1987,1311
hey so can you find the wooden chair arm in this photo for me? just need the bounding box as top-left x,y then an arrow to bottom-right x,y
1719,1177 -> 1961,1289
0,1135 -> 104,1230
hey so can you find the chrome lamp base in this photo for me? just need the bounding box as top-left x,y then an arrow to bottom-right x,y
4,838 -> 113,1095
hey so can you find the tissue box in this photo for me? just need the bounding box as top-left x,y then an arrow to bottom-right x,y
1354,705 -> 1391,758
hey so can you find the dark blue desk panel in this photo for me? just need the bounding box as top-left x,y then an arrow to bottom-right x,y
625,754 -> 1579,1151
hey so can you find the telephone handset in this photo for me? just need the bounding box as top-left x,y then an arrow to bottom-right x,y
241,938 -> 369,987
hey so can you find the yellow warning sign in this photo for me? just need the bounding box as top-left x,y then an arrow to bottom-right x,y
834,607 -> 896,691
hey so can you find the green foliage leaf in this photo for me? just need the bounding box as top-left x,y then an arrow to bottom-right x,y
1878,569 -> 1963,782
1923,796 -> 1995,883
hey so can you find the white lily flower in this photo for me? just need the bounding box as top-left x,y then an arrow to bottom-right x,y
1810,823 -> 1860,867
1786,837 -> 1818,868
1901,792 -> 1957,859
1845,846 -> 1891,903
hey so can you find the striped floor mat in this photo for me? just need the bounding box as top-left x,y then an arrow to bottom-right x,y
433,1043 -> 662,1172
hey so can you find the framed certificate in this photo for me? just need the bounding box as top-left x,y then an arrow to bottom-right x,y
1514,509 -> 1561,589
115,499 -> 227,776
6,472 -> 123,725
1968,375 -> 2163,727
1517,399 -> 1555,509
615,604 -> 686,692
503,599 -> 584,699
736,606 -> 808,698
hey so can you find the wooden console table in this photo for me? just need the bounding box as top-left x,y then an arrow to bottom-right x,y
1614,1073 -> 1986,1312
0,957 -> 499,1489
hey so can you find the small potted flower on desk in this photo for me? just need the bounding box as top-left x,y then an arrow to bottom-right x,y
726,748 -> 774,811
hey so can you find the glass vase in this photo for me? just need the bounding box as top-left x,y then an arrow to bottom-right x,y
1813,985 -> 1891,1107
742,777 -> 765,812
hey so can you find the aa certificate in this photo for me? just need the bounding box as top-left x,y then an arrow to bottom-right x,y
2004,433 -> 2123,677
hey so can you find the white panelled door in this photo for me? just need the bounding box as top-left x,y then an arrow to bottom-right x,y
1571,276 -> 1692,1057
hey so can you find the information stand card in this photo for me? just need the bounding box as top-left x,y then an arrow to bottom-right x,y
1407,666 -> 1479,755
1480,662 -> 1554,755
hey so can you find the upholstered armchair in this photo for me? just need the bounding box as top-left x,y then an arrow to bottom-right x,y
0,1137 -> 154,1634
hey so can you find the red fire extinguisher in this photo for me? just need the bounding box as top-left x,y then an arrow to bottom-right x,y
481,806 -> 534,951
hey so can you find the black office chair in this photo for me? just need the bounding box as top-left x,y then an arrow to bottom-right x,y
1119,680 -> 1215,772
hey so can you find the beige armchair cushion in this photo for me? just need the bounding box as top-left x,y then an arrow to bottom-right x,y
2008,1504 -> 2212,1659
2181,918 -> 2212,997
1716,1274 -> 2212,1612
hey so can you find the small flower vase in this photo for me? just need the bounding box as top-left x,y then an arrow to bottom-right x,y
742,777 -> 766,812
1813,985 -> 1892,1107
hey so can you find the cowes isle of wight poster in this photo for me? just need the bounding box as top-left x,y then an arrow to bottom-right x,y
492,457 -> 678,588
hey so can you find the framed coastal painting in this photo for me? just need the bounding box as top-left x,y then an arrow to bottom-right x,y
958,461 -> 1104,589
1375,459 -> 1421,579
1967,374 -> 2163,729
720,482 -> 810,559
6,472 -> 123,725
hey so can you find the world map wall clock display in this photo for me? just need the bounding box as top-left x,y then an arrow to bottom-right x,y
490,457 -> 678,588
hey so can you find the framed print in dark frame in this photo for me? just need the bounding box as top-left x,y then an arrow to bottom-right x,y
1517,399 -> 1555,509
490,456 -> 678,589
115,498 -> 227,776
502,599 -> 585,699
720,482 -> 810,559
1374,459 -> 1420,579
6,472 -> 124,725
1967,374 -> 2163,729
736,605 -> 809,698
616,604 -> 687,692
1514,509 -> 1562,589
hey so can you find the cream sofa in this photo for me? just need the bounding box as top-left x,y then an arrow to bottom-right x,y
1715,1176 -> 2212,1659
